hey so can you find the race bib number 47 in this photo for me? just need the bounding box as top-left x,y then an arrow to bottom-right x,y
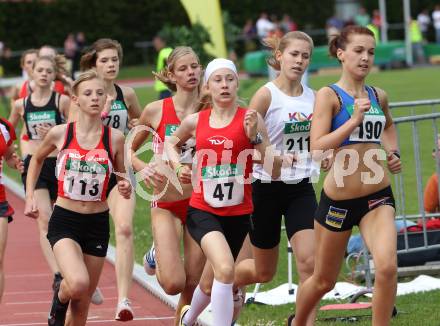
202,164 -> 244,208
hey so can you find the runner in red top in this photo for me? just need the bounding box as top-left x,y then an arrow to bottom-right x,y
0,118 -> 23,303
24,70 -> 131,326
130,46 -> 206,324
167,58 -> 283,326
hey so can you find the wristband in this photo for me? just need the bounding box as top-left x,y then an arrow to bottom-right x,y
101,111 -> 109,119
175,164 -> 184,177
391,151 -> 400,159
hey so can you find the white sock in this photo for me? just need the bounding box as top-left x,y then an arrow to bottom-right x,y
183,285 -> 211,325
211,279 -> 233,326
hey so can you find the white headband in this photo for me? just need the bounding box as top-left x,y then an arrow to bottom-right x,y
204,58 -> 238,84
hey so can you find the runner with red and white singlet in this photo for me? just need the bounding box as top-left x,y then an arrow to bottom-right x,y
130,46 -> 206,325
0,117 -> 23,303
24,70 -> 131,326
167,58 -> 284,326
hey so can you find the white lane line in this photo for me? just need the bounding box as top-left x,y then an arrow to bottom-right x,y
0,316 -> 175,326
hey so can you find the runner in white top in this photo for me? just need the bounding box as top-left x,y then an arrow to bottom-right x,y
234,31 -> 322,326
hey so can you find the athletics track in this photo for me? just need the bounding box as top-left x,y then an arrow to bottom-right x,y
0,189 -> 175,325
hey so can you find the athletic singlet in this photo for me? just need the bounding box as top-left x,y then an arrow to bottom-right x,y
152,97 -> 195,164
56,122 -> 114,202
0,118 -> 16,202
102,84 -> 129,134
253,82 -> 320,181
18,80 -> 65,99
329,84 -> 386,147
23,91 -> 63,140
190,108 -> 254,216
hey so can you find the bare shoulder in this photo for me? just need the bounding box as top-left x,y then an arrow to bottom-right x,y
119,85 -> 136,99
140,99 -> 163,127
111,127 -> 125,143
249,86 -> 271,115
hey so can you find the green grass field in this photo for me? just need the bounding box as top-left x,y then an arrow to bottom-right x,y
2,65 -> 440,325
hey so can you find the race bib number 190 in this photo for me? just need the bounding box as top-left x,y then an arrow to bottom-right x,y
347,104 -> 385,142
202,164 -> 244,208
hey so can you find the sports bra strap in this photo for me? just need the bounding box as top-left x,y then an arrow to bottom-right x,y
61,122 -> 74,150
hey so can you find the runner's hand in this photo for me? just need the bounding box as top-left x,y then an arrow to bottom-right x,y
321,156 -> 333,172
117,179 -> 132,199
351,98 -> 371,125
177,165 -> 192,184
139,162 -> 165,188
244,109 -> 258,141
35,123 -> 52,139
128,118 -> 139,129
11,152 -> 24,173
387,152 -> 401,174
24,196 -> 38,219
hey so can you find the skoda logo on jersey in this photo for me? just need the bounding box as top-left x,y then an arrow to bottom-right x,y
207,135 -> 229,146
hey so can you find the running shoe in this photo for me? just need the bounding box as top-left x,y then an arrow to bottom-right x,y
52,272 -> 63,293
91,287 -> 104,305
48,284 -> 69,326
143,245 -> 156,276
178,305 -> 191,326
115,298 -> 134,322
286,314 -> 295,326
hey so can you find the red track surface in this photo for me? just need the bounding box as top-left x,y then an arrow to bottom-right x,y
0,190 -> 175,325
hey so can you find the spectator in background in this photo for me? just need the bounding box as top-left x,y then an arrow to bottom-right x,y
72,32 -> 86,78
432,5 -> 440,44
372,9 -> 382,29
410,17 -> 426,64
354,6 -> 370,26
424,135 -> 440,214
280,14 -> 297,33
326,15 -> 344,40
152,34 -> 172,99
64,33 -> 77,78
242,19 -> 257,52
417,9 -> 431,42
256,12 -> 275,44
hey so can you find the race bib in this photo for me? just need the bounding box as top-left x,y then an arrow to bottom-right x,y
202,164 -> 244,208
283,120 -> 311,153
63,158 -> 108,201
347,104 -> 386,142
26,111 -> 56,139
163,124 -> 194,163
103,100 -> 128,133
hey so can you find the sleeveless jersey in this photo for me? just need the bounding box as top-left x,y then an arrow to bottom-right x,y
329,84 -> 386,147
23,91 -> 63,140
19,80 -> 65,99
152,97 -> 195,164
56,123 -> 114,202
253,82 -> 320,181
102,84 -> 129,134
0,118 -> 16,202
190,108 -> 254,216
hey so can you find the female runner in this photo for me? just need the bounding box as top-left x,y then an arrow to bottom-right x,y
0,118 -> 23,302
24,69 -> 131,326
79,38 -> 141,320
130,46 -> 206,324
234,31 -> 319,326
169,58 -> 283,326
291,25 -> 401,326
10,55 -> 70,292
